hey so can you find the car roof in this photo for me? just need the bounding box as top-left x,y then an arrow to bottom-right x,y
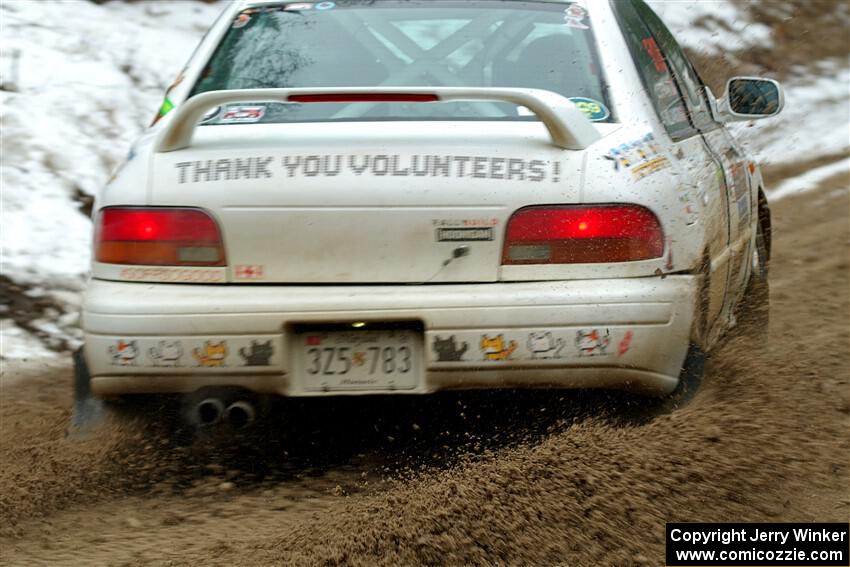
237,0 -> 578,8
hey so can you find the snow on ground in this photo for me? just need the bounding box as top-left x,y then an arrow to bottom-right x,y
1,0 -> 221,357
650,1 -> 850,198
1,0 -> 221,286
0,318 -> 61,363
770,157 -> 850,201
647,0 -> 773,54
728,65 -> 850,167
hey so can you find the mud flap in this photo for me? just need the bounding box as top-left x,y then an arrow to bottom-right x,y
71,348 -> 105,432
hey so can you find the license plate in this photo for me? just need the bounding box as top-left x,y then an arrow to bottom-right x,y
295,328 -> 421,391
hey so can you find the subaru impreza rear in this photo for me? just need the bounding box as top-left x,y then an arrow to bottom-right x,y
79,0 -> 718,424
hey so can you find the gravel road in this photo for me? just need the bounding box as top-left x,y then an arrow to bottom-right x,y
1,172 -> 847,566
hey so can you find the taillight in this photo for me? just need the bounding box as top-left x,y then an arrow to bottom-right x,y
95,207 -> 225,266
502,205 -> 663,264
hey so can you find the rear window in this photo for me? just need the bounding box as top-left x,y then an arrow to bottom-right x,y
191,0 -> 614,124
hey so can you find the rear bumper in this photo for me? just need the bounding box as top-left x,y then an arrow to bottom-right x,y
82,276 -> 696,397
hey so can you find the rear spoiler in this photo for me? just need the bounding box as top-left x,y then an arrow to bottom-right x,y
154,87 -> 601,153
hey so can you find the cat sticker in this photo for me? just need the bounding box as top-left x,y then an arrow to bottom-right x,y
575,329 -> 611,356
149,340 -> 183,367
433,335 -> 469,362
239,340 -> 273,366
526,331 -> 565,359
109,340 -> 139,366
193,341 -> 228,367
480,334 -> 517,361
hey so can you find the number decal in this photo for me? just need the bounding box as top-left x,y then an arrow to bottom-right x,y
337,347 -> 351,374
368,346 -> 380,374
398,346 -> 411,373
382,347 -> 395,373
307,348 -> 321,375
321,347 -> 335,375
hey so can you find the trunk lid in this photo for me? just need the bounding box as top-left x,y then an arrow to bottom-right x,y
149,121 -> 598,283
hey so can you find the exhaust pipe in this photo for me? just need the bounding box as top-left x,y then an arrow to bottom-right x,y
225,401 -> 256,430
195,398 -> 225,426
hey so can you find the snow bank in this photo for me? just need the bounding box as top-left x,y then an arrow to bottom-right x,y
728,66 -> 850,166
770,157 -> 850,201
647,0 -> 772,54
0,0 -> 221,357
649,1 -> 850,184
1,0 -> 221,287
0,318 -> 61,363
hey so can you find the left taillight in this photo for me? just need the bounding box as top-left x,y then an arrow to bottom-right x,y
95,207 -> 226,266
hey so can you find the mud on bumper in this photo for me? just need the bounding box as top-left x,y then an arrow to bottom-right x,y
81,277 -> 696,397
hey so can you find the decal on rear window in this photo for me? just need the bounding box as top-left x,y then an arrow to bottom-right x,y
568,97 -> 610,122
192,1 -> 613,124
219,105 -> 266,124
232,13 -> 251,29
641,37 -> 667,72
563,4 -> 589,30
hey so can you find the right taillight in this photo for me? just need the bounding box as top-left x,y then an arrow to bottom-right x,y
95,206 -> 225,266
502,205 -> 664,265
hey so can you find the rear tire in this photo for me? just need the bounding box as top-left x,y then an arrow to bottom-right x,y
737,213 -> 770,338
71,348 -> 105,432
657,344 -> 706,412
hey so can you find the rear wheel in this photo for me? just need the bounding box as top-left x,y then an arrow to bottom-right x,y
71,348 -> 105,432
72,348 -> 185,438
737,210 -> 770,338
654,344 -> 706,412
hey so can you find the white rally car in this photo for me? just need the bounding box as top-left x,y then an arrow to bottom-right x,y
75,0 -> 783,428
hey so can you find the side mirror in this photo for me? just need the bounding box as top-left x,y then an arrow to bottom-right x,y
710,77 -> 784,123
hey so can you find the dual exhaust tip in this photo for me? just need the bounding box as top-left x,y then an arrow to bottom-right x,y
195,399 -> 255,429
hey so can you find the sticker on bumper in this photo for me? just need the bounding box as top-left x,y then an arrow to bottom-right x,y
193,341 -> 228,367
431,329 -> 635,364
92,337 -> 280,371
527,331 -> 565,359
239,340 -> 273,366
433,335 -> 469,361
149,340 -> 184,367
576,329 -> 611,356
109,340 -> 139,366
480,335 -> 518,361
